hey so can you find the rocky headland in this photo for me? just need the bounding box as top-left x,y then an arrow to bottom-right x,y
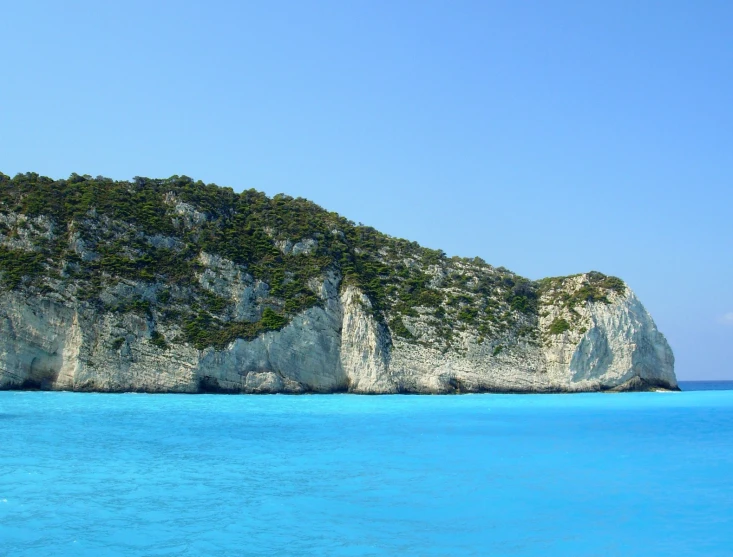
0,172 -> 677,393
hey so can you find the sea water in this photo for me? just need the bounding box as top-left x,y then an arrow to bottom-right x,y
1,388 -> 732,557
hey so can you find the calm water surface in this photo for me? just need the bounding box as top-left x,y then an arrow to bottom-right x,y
1,390 -> 732,556
680,380 -> 733,391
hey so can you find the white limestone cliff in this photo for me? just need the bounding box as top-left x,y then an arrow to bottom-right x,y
538,275 -> 676,391
0,272 -> 676,393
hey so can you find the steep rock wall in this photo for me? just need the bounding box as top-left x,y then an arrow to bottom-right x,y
538,276 -> 676,391
0,272 -> 676,393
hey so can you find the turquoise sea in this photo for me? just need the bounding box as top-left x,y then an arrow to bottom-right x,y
2,385 -> 732,556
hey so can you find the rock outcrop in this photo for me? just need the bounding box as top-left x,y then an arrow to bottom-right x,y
0,271 -> 676,393
0,172 -> 677,393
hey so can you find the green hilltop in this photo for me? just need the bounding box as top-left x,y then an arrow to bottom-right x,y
0,172 -> 624,351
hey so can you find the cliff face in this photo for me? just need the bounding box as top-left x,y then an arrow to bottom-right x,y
0,173 -> 676,393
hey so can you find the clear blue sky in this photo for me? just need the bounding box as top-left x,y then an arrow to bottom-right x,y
1,1 -> 731,379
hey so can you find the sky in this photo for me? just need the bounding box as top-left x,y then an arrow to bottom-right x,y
1,0 -> 731,380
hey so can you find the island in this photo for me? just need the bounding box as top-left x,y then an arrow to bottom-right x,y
0,172 -> 677,393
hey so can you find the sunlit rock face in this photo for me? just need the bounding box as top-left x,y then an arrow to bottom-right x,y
0,273 -> 676,394
0,173 -> 676,393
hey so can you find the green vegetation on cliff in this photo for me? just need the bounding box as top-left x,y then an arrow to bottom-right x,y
537,271 -> 626,308
0,172 -> 626,351
548,318 -> 571,335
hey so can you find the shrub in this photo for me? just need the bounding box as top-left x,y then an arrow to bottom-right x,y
0,247 -> 44,288
549,317 -> 571,335
457,307 -> 478,324
150,331 -> 169,350
389,316 -> 413,339
260,307 -> 287,330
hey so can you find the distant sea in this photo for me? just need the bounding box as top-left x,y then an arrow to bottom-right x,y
679,380 -> 733,391
2,389 -> 732,556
